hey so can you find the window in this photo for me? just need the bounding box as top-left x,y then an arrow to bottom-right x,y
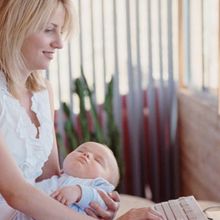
180,0 -> 219,96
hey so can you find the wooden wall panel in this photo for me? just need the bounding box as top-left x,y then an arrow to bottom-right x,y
178,89 -> 220,202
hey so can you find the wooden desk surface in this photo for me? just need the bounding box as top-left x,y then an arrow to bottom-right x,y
198,201 -> 220,220
116,194 -> 154,218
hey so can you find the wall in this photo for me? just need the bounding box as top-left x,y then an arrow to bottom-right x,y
178,89 -> 220,202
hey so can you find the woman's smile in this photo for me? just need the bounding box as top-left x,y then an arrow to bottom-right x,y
43,51 -> 55,60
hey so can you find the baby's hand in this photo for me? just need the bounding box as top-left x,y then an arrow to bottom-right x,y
51,185 -> 82,206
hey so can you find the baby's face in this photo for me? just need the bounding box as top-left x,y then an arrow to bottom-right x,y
63,142 -> 117,185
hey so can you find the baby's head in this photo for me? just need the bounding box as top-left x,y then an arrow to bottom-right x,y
63,142 -> 120,187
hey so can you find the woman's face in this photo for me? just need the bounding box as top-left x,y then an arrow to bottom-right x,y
21,3 -> 65,72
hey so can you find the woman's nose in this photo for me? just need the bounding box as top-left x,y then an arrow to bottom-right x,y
51,34 -> 63,49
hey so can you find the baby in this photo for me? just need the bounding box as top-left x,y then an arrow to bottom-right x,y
35,141 -> 120,213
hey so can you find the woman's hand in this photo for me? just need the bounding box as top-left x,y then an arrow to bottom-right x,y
85,190 -> 120,219
116,207 -> 164,220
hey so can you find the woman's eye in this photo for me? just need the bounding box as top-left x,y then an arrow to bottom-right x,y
45,28 -> 54,32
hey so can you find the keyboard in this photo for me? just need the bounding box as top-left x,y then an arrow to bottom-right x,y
153,196 -> 208,220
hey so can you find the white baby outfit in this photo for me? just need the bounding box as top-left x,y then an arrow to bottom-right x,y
0,71 -> 54,219
36,174 -> 114,213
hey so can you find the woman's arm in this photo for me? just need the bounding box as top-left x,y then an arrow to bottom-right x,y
0,135 -> 95,220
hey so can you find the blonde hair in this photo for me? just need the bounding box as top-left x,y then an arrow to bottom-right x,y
0,0 -> 75,96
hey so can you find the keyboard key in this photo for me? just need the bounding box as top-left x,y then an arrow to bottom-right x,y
161,202 -> 176,220
179,196 -> 208,220
154,203 -> 167,220
168,199 -> 188,220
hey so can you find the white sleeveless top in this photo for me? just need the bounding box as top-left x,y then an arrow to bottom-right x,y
0,71 -> 54,197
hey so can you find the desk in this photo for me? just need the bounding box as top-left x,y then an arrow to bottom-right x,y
116,194 -> 154,218
198,201 -> 220,219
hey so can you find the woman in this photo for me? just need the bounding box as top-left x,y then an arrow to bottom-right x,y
0,0 -> 163,219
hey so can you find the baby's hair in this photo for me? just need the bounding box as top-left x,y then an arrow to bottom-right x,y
100,144 -> 120,187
